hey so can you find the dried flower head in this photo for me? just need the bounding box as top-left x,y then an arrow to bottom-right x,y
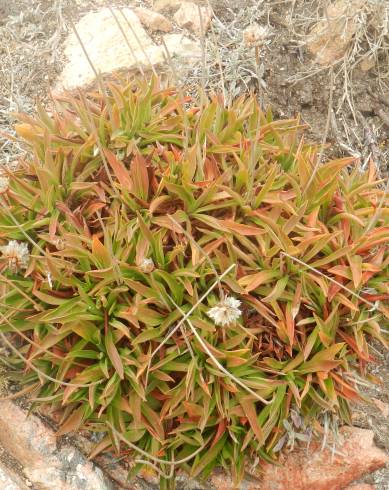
139,257 -> 154,273
0,240 -> 29,272
243,23 -> 270,47
207,296 -> 242,327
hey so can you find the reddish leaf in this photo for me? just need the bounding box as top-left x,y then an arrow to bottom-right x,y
105,329 -> 124,379
104,148 -> 132,190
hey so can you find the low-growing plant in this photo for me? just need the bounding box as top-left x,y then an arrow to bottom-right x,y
0,77 -> 388,488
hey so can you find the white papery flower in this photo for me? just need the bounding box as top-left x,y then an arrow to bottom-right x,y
207,296 -> 242,327
0,240 -> 29,272
139,257 -> 154,273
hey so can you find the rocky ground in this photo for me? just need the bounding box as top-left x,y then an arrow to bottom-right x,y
0,398 -> 385,489
1,0 -> 388,171
0,0 -> 388,488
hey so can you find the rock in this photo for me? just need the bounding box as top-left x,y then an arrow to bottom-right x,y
60,8 -> 158,90
0,401 -> 114,490
253,426 -> 388,490
164,33 -> 202,63
59,424 -> 132,490
153,0 -> 182,13
307,0 -> 364,65
134,7 -> 173,33
345,484 -> 375,490
372,398 -> 389,417
58,7 -> 201,91
150,33 -> 203,83
0,399 -> 386,490
0,463 -> 30,490
173,2 -> 213,35
210,428 -> 388,489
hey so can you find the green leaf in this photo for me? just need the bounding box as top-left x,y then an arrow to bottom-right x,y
191,433 -> 228,477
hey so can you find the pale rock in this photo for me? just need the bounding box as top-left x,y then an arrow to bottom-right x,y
307,0 -> 365,65
60,8 -> 159,90
372,397 -> 389,417
134,7 -> 173,33
345,484 -> 376,490
163,32 -> 202,62
210,426 -> 388,490
254,426 -> 388,490
156,32 -> 203,83
0,464 -> 30,490
0,400 -> 113,490
153,0 -> 182,13
58,8 -> 201,91
0,399 -> 385,490
173,2 -> 213,35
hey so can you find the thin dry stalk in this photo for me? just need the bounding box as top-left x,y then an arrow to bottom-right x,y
116,6 -> 158,78
206,0 -> 226,103
67,17 -> 100,86
0,274 -> 41,310
106,6 -> 148,78
281,251 -> 377,310
198,5 -> 208,109
303,65 -> 334,194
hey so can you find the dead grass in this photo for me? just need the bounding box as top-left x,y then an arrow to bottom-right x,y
0,0 -> 67,166
1,0 -> 388,171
